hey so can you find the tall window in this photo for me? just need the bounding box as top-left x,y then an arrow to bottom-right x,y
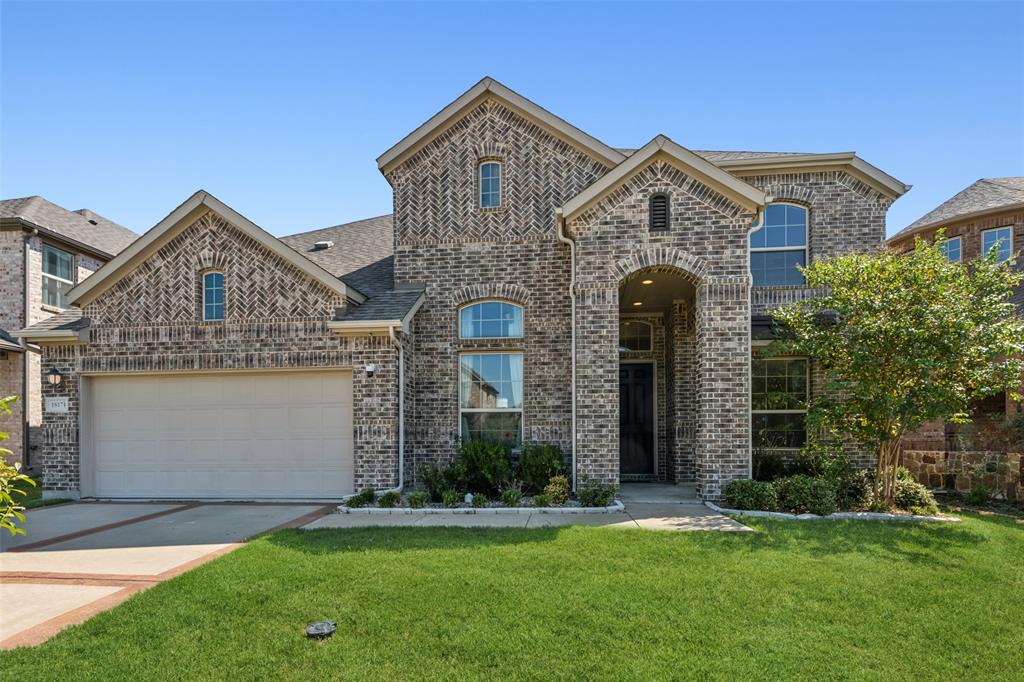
479,161 -> 501,209
749,203 -> 807,286
460,353 -> 523,446
939,236 -> 962,262
619,320 -> 652,352
459,301 -> 522,338
203,271 -> 224,321
42,245 -> 74,308
982,226 -> 1013,263
751,357 -> 808,449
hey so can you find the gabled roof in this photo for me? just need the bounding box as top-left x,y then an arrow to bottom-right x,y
559,135 -> 771,222
890,177 -> 1024,242
377,77 -> 626,173
0,195 -> 136,257
12,308 -> 90,342
67,190 -> 365,307
0,327 -> 24,352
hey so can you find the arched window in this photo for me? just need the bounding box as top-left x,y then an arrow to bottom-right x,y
479,161 -> 501,209
203,271 -> 224,321
649,193 -> 670,231
619,319 -> 652,352
749,202 -> 807,286
459,301 -> 522,339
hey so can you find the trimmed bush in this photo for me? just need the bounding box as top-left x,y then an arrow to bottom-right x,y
834,468 -> 874,510
346,488 -> 376,508
776,475 -> 838,516
471,492 -> 488,508
407,491 -> 428,509
418,461 -> 458,502
894,477 -> 938,515
378,491 -> 401,508
454,439 -> 512,497
441,489 -> 460,509
519,443 -> 564,493
577,480 -> 616,507
543,475 -> 570,505
500,484 -> 523,507
723,479 -> 778,511
532,493 -> 552,508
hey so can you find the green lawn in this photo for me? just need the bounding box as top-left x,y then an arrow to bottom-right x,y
3,514 -> 1022,681
12,477 -> 70,509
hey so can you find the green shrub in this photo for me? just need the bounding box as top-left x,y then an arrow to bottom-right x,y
577,479 -> 616,507
418,462 -> 458,502
776,475 -> 837,516
499,483 -> 523,507
723,479 -> 778,511
533,493 -> 552,508
834,468 -> 874,510
471,492 -> 488,508
454,439 -> 512,497
407,491 -> 429,509
441,489 -> 460,508
966,485 -> 992,505
543,475 -> 570,505
894,477 -> 938,515
346,488 -> 376,508
519,443 -> 564,493
378,491 -> 400,508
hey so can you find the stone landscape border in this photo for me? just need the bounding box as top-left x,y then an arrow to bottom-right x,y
338,501 -> 626,515
705,501 -> 959,523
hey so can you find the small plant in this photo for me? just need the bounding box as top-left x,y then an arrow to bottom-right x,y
577,479 -> 616,507
519,443 -> 564,493
407,491 -> 429,508
418,461 -> 458,502
471,492 -> 488,508
454,439 -> 512,497
500,482 -> 523,507
724,479 -> 778,511
775,475 -> 837,516
894,477 -> 938,515
543,474 -> 570,505
346,488 -> 376,508
966,485 -> 992,506
1,395 -> 35,536
378,491 -> 401,508
533,493 -> 552,508
441,489 -> 460,508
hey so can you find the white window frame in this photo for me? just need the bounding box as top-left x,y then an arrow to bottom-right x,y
981,226 -> 1013,263
458,299 -> 523,340
458,351 -> 524,446
479,160 -> 501,209
751,356 -> 809,451
202,270 -> 225,322
939,235 -> 962,262
749,202 -> 808,287
619,318 -> 653,352
41,244 -> 75,309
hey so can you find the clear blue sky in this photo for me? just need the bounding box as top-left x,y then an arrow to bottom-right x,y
2,1 -> 1022,238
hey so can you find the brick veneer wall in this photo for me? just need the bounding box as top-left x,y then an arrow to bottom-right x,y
36,209 -> 399,494
0,230 -> 25,462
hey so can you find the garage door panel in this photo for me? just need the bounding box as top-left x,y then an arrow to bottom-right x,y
89,371 -> 354,499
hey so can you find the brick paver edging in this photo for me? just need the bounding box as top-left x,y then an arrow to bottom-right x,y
704,501 -> 960,523
339,501 -> 626,515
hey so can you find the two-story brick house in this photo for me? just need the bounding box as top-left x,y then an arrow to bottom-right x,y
16,78 -> 909,501
0,196 -> 135,466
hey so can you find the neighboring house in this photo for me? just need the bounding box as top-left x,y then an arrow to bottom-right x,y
886,177 -> 1023,500
0,196 -> 136,465
15,78 -> 909,501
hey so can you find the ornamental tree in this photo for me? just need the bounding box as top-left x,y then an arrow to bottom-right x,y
770,235 -> 1024,505
1,395 -> 36,535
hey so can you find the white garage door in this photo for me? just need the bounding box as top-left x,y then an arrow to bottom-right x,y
85,371 -> 354,499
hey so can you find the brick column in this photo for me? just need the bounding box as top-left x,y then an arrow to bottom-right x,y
574,284 -> 619,486
351,335 -> 401,490
695,277 -> 751,500
672,298 -> 697,482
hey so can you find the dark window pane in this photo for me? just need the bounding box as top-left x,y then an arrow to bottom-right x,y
752,413 -> 807,449
461,412 -> 522,448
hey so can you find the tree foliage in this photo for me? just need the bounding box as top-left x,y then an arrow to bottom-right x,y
1,395 -> 36,535
770,235 -> 1024,504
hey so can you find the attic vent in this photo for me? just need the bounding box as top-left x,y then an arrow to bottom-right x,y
313,240 -> 334,250
88,219 -> 98,225
649,193 -> 670,231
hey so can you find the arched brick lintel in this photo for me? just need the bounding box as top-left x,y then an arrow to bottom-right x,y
610,247 -> 706,286
450,282 -> 532,307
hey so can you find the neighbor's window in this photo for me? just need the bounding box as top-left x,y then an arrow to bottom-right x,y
479,161 -> 501,209
459,301 -> 522,339
982,226 -> 1013,263
939,236 -> 962,262
749,203 -> 807,286
751,357 -> 808,449
42,245 -> 74,308
203,271 -> 224,321
460,353 -> 523,447
619,319 -> 653,352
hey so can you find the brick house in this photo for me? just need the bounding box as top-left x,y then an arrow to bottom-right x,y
886,177 -> 1024,500
16,78 -> 910,501
0,196 -> 135,466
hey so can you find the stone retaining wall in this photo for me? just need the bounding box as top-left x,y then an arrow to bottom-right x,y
902,450 -> 1022,502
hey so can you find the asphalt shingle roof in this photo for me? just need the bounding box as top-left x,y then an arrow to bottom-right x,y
615,148 -> 810,161
0,196 -> 136,256
281,215 -> 394,285
0,327 -> 23,351
17,308 -> 89,336
336,287 -> 424,322
894,177 -> 1024,238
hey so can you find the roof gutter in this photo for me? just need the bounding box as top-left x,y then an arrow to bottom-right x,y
0,217 -> 117,261
554,208 -> 577,491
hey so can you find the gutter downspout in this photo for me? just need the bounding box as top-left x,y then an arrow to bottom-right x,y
554,209 -> 577,490
388,325 -> 405,492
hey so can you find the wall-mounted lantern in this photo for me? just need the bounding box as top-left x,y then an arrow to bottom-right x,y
46,367 -> 63,387
365,363 -> 377,378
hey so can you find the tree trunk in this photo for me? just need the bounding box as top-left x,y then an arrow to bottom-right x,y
875,437 -> 903,507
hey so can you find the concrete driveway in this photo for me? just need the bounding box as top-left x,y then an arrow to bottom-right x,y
0,502 -> 331,649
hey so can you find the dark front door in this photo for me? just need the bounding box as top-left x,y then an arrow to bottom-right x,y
619,363 -> 654,476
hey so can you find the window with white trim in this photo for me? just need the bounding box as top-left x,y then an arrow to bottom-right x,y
982,226 -> 1013,263
459,301 -> 522,339
939,235 -> 962,262
619,319 -> 652,352
459,352 -> 523,447
749,203 -> 807,286
42,244 -> 74,308
203,271 -> 224,321
751,357 -> 808,449
479,161 -> 501,209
